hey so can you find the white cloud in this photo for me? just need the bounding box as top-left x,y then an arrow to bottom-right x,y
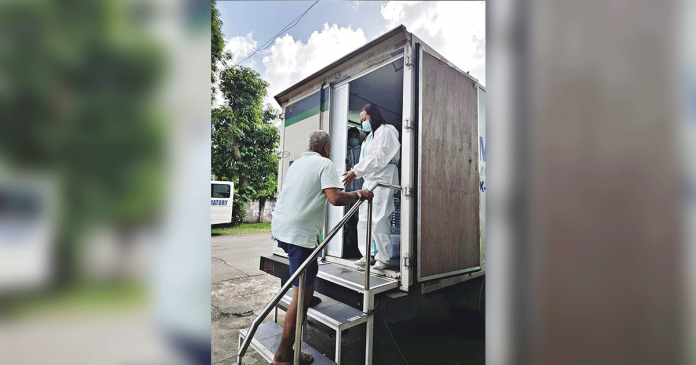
352,1 -> 363,11
215,24 -> 369,112
261,23 -> 367,109
381,1 -> 486,86
225,32 -> 258,65
212,33 -> 260,108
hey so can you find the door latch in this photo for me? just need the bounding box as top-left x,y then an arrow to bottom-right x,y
403,118 -> 412,130
403,254 -> 411,268
402,186 -> 412,197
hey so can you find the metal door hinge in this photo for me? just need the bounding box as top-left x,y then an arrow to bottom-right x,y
403,254 -> 411,268
403,118 -> 412,130
405,55 -> 413,69
347,315 -> 362,322
402,186 -> 412,197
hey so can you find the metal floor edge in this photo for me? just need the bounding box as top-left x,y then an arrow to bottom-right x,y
239,321 -> 337,365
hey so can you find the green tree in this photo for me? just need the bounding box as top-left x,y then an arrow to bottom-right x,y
211,0 -> 225,72
212,66 -> 280,224
211,0 -> 228,102
211,1 -> 280,225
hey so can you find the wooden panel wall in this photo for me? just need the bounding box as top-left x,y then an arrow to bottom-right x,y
419,51 -> 480,279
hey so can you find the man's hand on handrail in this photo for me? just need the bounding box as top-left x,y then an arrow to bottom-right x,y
324,188 -> 373,206
357,189 -> 373,202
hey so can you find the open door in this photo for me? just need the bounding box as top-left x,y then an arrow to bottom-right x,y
398,44 -> 415,290
325,83 -> 349,257
417,47 -> 481,281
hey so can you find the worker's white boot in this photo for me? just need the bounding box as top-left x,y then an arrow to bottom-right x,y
372,260 -> 389,270
354,256 -> 375,267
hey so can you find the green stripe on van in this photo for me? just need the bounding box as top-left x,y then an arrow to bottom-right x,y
285,101 -> 329,127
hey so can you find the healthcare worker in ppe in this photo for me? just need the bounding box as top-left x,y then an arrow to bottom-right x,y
343,104 -> 400,270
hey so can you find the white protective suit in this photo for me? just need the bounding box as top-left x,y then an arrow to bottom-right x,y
352,124 -> 401,264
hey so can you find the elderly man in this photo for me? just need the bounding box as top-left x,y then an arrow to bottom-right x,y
271,130 -> 373,365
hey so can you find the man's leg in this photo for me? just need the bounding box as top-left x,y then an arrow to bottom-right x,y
346,211 -> 360,257
273,284 -> 315,364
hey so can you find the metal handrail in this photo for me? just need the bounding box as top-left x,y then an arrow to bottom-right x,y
237,182 -> 401,365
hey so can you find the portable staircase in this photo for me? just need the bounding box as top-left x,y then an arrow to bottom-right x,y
234,183 -> 402,365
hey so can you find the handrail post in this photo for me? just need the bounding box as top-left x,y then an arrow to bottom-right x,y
294,271 -> 306,365
364,196 -> 374,365
364,199 -> 373,291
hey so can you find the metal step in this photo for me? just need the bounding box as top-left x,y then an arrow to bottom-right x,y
323,256 -> 401,280
260,255 -> 400,295
279,291 -> 367,332
316,261 -> 399,294
238,321 -> 336,365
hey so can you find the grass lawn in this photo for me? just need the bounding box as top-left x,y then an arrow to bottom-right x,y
211,222 -> 271,236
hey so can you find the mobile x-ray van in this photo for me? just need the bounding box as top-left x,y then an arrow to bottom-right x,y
239,25 -> 486,365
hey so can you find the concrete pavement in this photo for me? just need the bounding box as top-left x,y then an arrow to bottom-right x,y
212,232 -> 276,282
211,233 -> 281,365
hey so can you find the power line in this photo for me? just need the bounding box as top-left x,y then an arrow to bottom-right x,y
258,1 -> 318,50
246,6 -> 308,55
235,2 -> 315,65
234,1 -> 319,67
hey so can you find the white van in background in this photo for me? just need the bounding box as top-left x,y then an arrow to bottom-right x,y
211,181 -> 233,225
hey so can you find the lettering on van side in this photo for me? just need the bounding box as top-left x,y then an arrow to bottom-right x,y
479,136 -> 486,192
211,199 -> 229,206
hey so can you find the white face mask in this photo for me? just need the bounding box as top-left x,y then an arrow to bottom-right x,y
362,119 -> 372,132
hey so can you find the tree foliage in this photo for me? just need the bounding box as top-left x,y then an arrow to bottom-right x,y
211,0 -> 225,73
211,0 -> 228,101
211,2 -> 280,225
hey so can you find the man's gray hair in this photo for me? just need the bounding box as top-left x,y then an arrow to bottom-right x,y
308,130 -> 331,150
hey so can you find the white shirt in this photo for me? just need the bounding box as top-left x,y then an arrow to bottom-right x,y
353,124 -> 401,181
272,152 -> 344,248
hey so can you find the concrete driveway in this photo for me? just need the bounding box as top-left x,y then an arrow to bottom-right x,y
211,233 -> 282,365
212,232 -> 276,282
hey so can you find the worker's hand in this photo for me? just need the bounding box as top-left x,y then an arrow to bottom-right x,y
357,190 -> 373,202
342,170 -> 356,186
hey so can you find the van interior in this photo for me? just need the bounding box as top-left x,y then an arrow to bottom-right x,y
334,57 -> 404,271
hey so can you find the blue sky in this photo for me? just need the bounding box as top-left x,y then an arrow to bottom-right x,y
217,1 -> 388,61
215,1 -> 485,109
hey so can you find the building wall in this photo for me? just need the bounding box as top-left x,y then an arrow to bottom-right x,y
244,199 -> 276,223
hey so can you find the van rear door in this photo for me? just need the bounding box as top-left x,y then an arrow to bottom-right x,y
416,46 -> 481,282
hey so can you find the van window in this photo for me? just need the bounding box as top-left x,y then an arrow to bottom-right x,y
211,184 -> 231,198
